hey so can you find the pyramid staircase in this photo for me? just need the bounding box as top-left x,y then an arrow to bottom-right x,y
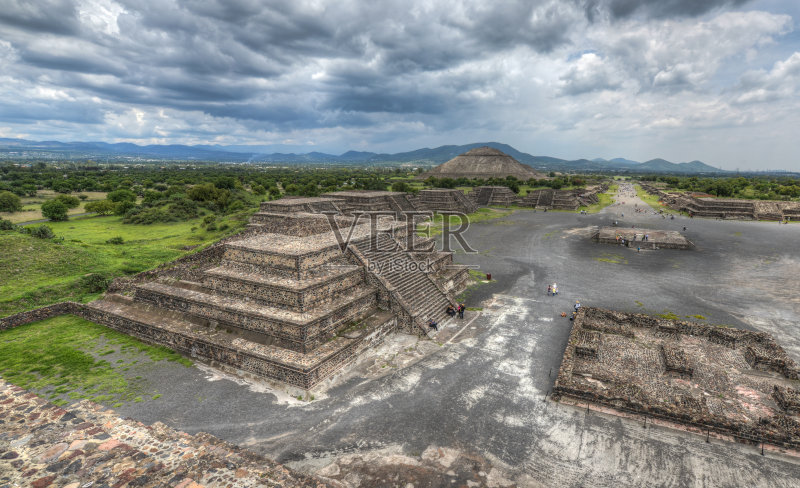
353,233 -> 459,335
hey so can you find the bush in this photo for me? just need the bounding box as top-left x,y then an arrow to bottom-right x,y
78,194 -> 88,200
107,189 -> 137,203
122,207 -> 168,224
41,200 -> 69,221
79,273 -> 111,293
84,199 -> 116,215
0,190 -> 22,212
166,197 -> 198,220
0,218 -> 15,230
392,181 -> 412,193
114,200 -> 136,216
55,194 -> 81,208
218,223 -> 229,231
106,236 -> 124,245
28,224 -> 55,239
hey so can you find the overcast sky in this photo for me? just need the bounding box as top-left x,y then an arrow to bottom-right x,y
1,0 -> 799,170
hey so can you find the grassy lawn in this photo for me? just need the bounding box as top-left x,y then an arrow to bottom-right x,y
417,207 -> 514,237
634,183 -> 682,214
0,314 -> 190,407
578,183 -> 618,214
0,212 -> 250,316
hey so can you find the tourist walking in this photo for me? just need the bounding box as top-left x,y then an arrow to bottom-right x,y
458,303 -> 465,319
552,283 -> 558,295
547,284 -> 552,296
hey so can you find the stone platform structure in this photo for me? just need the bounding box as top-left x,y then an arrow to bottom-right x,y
468,186 -> 517,206
640,185 -> 800,221
592,227 -> 693,250
554,307 -> 800,449
0,380 -> 323,487
417,188 -> 478,214
321,190 -> 418,215
1,195 -> 471,390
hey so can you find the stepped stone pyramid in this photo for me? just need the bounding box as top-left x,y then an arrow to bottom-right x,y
76,194 -> 470,389
417,188 -> 478,214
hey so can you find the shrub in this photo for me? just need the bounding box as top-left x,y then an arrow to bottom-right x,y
84,199 -> 116,215
55,194 -> 81,208
78,194 -> 88,200
166,197 -> 198,220
122,207 -> 168,224
41,200 -> 69,221
218,223 -> 229,231
79,273 -> 111,293
0,218 -> 15,230
106,236 -> 125,245
28,224 -> 55,239
205,222 -> 217,231
107,189 -> 137,203
0,190 -> 22,212
114,200 -> 136,216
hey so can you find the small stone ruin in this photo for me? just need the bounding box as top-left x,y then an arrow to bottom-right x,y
592,227 -> 693,250
639,183 -> 800,221
554,307 -> 800,449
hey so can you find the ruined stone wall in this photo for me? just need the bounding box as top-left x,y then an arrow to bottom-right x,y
0,301 -> 80,330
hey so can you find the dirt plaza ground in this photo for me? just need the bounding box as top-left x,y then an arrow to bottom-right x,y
108,189 -> 800,487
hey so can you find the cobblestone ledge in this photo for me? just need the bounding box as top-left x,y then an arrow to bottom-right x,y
0,379 -> 326,487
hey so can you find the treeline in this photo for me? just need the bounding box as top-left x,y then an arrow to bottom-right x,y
640,175 -> 800,200
422,173 -> 601,193
0,163 -> 412,224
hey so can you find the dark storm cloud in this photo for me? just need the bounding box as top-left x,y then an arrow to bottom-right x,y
0,0 -> 589,129
20,49 -> 126,76
0,0 -> 80,35
581,0 -> 752,21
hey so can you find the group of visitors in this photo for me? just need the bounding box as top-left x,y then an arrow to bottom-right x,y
547,283 -> 559,296
429,303 -> 466,331
446,303 -> 466,319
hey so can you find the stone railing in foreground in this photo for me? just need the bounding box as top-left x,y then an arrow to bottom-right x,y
553,307 -> 800,450
0,379 -> 325,487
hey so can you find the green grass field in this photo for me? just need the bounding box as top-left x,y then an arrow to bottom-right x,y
0,212 -> 250,316
0,314 -> 191,406
634,183 -> 681,214
577,183 -> 618,214
417,207 -> 514,237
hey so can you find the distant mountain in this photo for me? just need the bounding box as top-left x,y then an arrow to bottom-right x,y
610,157 -> 640,165
0,137 -> 728,173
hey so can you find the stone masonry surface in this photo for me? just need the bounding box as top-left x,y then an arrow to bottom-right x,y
554,307 -> 800,449
0,379 -> 326,487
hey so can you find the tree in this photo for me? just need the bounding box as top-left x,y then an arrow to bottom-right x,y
114,200 -> 136,216
85,199 -> 116,215
41,200 -> 68,221
392,181 -> 412,193
0,190 -> 22,212
107,189 -> 137,203
55,194 -> 81,208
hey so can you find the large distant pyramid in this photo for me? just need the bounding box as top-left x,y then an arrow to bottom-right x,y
420,146 -> 546,180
